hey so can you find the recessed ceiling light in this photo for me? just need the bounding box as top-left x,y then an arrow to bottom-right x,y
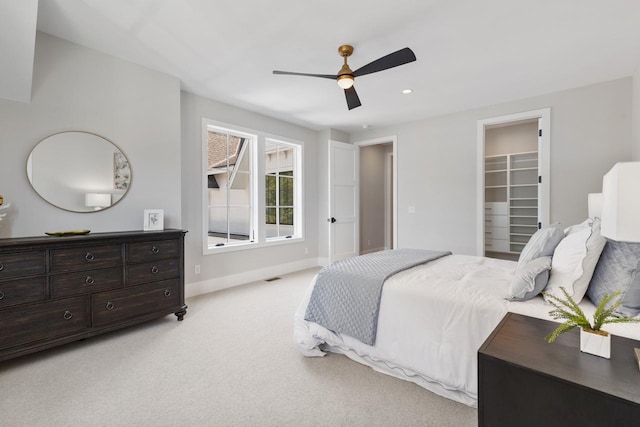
402,89 -> 413,94
362,124 -> 369,129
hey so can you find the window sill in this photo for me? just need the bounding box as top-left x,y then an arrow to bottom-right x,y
203,236 -> 304,255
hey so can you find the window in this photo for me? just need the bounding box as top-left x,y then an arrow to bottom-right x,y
205,125 -> 256,249
265,139 -> 299,240
202,119 -> 303,254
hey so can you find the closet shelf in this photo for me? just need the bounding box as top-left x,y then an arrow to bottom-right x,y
484,148 -> 540,258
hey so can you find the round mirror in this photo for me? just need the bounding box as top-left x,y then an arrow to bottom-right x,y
26,131 -> 131,212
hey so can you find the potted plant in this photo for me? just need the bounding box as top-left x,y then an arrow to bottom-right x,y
543,287 -> 640,359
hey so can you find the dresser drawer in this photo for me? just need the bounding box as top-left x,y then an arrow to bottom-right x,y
485,214 -> 508,228
0,296 -> 88,350
0,251 -> 46,279
50,267 -> 123,299
128,239 -> 180,262
485,239 -> 509,252
485,202 -> 507,215
51,244 -> 122,272
92,279 -> 181,326
127,258 -> 180,286
485,226 -> 508,240
0,277 -> 47,309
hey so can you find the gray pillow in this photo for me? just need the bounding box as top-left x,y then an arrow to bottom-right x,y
517,223 -> 564,269
587,240 -> 640,318
509,256 -> 552,301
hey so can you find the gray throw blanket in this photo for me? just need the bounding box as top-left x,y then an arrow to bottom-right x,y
304,249 -> 451,345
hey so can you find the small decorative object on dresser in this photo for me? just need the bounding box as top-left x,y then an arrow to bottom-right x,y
543,286 -> 640,359
143,209 -> 164,231
0,201 -> 12,239
0,229 -> 187,362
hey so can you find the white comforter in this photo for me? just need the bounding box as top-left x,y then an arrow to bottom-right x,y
294,254 -> 640,407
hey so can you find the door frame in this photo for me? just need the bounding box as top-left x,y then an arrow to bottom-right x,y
384,151 -> 394,250
476,108 -> 551,256
354,135 -> 398,251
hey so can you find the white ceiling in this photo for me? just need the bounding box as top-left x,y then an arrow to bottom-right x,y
18,1 -> 640,133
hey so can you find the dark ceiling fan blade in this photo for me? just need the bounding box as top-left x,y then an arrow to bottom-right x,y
344,86 -> 361,110
352,47 -> 416,77
273,70 -> 337,79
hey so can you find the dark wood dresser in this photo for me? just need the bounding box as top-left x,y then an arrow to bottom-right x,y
478,312 -> 640,427
0,229 -> 187,362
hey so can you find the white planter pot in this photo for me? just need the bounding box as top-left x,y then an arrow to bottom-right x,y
580,328 -> 611,359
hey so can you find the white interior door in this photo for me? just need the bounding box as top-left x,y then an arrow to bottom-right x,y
328,140 -> 359,262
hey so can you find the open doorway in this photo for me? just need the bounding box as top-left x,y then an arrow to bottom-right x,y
477,108 -> 550,259
358,139 -> 395,254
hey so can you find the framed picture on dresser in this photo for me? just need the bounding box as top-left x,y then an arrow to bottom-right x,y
143,209 -> 164,231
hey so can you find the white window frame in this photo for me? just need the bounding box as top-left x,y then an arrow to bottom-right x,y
202,119 -> 304,255
265,138 -> 302,242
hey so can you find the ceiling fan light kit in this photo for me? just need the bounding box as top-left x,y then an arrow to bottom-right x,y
273,44 -> 416,110
337,74 -> 354,89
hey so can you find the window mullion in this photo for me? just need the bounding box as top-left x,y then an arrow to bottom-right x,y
275,146 -> 281,236
226,133 -> 231,243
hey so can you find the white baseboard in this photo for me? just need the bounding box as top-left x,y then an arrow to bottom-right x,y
317,257 -> 330,267
360,246 -> 385,255
185,257 -> 322,298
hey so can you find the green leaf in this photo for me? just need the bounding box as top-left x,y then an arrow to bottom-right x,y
544,287 -> 640,343
546,321 -> 578,343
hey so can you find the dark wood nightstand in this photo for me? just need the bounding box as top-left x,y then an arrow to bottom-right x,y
478,312 -> 640,427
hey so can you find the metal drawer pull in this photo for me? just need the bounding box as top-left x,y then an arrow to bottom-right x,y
106,301 -> 115,310
63,310 -> 73,320
0,263 -> 4,271
151,266 -> 159,274
164,290 -> 171,297
85,276 -> 95,285
151,246 -> 160,254
0,291 -> 4,300
85,252 -> 95,261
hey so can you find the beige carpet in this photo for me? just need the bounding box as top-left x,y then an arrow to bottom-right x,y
0,268 -> 477,426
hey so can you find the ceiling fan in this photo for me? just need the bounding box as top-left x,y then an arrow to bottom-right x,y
273,45 -> 417,110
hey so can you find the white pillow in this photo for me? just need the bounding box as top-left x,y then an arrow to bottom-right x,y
563,218 -> 591,236
544,218 -> 606,304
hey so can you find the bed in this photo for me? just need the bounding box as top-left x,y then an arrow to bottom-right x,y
294,220 -> 640,407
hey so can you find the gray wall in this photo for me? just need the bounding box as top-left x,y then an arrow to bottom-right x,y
485,121 -> 538,156
351,78 -> 633,255
0,33 -> 181,237
360,144 -> 389,253
180,92 -> 320,292
633,67 -> 640,161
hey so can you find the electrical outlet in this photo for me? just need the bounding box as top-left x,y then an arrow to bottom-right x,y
408,206 -> 416,214
304,247 -> 309,255
195,264 -> 200,275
